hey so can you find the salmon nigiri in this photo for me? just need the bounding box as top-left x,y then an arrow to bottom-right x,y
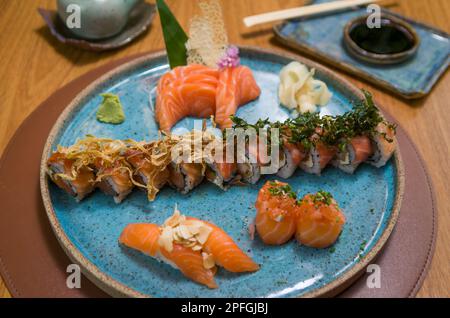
119,222 -> 217,289
155,64 -> 220,132
296,191 -> 345,248
254,181 -> 298,245
215,65 -> 261,129
119,208 -> 258,288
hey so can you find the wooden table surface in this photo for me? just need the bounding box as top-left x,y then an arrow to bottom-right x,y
0,0 -> 448,298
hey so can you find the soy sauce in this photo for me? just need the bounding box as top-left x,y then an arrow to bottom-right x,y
349,21 -> 415,55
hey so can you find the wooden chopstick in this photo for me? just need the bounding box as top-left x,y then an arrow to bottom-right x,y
244,0 -> 385,27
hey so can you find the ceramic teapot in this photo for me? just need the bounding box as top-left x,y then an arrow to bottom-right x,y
57,0 -> 142,40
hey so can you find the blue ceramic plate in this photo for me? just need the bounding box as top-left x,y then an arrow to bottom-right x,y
40,47 -> 404,297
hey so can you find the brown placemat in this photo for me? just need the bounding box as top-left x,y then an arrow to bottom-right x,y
0,53 -> 436,298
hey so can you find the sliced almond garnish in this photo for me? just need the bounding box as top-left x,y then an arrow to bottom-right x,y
196,225 -> 212,245
178,225 -> 193,240
202,252 -> 215,269
192,245 -> 203,251
158,226 -> 174,253
159,207 -> 214,254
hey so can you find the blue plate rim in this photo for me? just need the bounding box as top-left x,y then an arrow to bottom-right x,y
39,46 -> 405,298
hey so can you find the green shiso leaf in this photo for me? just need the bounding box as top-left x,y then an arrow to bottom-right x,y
156,0 -> 188,69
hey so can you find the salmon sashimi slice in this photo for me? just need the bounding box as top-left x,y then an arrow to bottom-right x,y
254,181 -> 298,245
296,192 -> 346,248
155,64 -> 260,131
215,66 -> 261,129
119,222 -> 218,289
189,218 -> 259,273
350,135 -> 374,164
155,64 -> 220,132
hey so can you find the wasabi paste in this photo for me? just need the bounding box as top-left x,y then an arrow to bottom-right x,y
96,93 -> 125,124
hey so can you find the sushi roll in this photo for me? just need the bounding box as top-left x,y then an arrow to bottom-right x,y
93,158 -> 134,204
332,135 -> 374,174
205,161 -> 239,190
282,113 -> 329,176
47,152 -> 96,201
236,139 -> 262,184
124,143 -> 171,201
300,141 -> 337,175
168,162 -> 205,194
205,143 -> 239,189
254,181 -> 298,245
119,208 -> 258,288
367,122 -> 396,168
277,140 -> 305,179
236,136 -> 274,184
296,191 -> 345,248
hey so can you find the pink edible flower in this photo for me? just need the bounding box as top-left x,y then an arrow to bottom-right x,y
218,45 -> 240,69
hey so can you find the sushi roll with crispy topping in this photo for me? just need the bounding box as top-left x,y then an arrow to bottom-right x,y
124,141 -> 172,201
47,153 -> 96,201
83,139 -> 135,203
93,158 -> 134,204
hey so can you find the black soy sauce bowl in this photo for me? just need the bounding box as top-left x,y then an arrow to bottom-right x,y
343,14 -> 420,65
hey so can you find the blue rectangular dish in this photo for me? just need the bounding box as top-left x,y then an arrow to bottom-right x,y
274,0 -> 450,99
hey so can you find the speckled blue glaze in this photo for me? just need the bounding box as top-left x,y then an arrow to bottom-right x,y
276,0 -> 450,97
48,50 -> 398,297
